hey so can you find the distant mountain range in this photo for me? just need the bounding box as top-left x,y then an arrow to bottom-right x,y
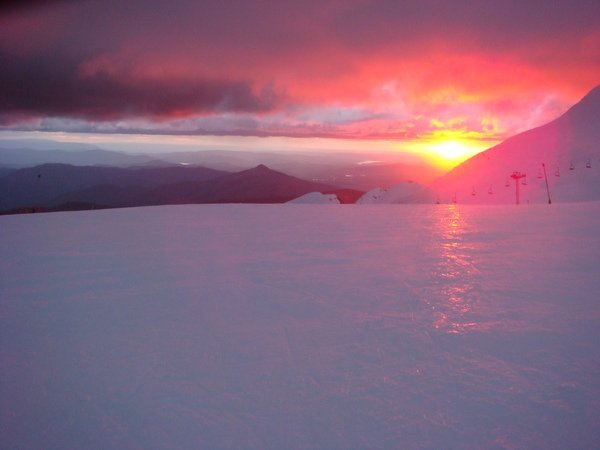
0,144 -> 165,168
0,140 -> 442,190
0,164 -> 228,211
0,163 -> 362,213
433,85 -> 600,204
1,85 -> 598,210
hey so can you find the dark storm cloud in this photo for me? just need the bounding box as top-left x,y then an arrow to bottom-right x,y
0,52 -> 279,122
327,0 -> 600,49
69,0 -> 600,57
0,0 -> 72,14
7,0 -> 599,59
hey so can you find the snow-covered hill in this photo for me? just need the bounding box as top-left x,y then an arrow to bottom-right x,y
286,192 -> 340,204
2,203 -> 599,449
357,181 -> 434,204
433,85 -> 600,204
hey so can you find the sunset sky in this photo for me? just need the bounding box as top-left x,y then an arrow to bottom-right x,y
1,0 -> 599,167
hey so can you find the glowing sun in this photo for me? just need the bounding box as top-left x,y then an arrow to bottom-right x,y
428,140 -> 485,168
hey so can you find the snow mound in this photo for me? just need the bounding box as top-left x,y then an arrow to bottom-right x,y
287,192 -> 340,204
357,181 -> 434,204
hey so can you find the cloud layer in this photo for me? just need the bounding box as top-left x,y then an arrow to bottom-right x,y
1,0 -> 599,141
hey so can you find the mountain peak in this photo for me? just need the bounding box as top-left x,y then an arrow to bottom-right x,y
562,84 -> 600,121
245,164 -> 274,174
583,84 -> 600,99
573,84 -> 600,107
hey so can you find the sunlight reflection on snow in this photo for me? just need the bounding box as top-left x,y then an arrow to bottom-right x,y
430,205 -> 481,334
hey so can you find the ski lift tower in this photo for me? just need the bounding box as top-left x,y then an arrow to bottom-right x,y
510,171 -> 526,205
542,163 -> 552,204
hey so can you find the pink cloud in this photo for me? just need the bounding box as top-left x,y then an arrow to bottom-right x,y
1,0 -> 599,144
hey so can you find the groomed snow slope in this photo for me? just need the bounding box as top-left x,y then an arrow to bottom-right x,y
1,204 -> 600,449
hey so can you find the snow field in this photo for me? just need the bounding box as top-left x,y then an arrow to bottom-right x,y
1,203 -> 600,449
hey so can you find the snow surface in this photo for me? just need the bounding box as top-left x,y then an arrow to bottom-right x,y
286,192 -> 340,204
1,203 -> 600,449
357,182 -> 434,204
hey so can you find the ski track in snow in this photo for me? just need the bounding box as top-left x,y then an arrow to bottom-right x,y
1,203 -> 600,449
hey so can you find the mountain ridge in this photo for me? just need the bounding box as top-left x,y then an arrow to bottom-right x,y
433,84 -> 600,204
0,163 -> 361,213
0,146 -> 165,167
0,163 -> 229,211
